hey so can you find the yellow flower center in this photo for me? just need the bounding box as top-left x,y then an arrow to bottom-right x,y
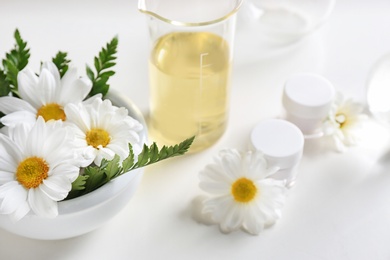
37,103 -> 66,121
86,128 -> 111,148
16,157 -> 49,189
231,178 -> 257,203
335,113 -> 347,128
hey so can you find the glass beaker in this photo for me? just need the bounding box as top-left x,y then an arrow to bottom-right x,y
138,0 -> 243,152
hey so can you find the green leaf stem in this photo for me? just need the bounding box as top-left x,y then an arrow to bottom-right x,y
65,136 -> 195,200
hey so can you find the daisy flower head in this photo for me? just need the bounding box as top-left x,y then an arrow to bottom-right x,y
0,61 -> 92,126
322,92 -> 368,152
0,117 -> 80,221
65,97 -> 144,166
199,149 -> 287,235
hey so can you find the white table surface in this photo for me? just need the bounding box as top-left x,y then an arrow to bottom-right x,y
1,0 -> 390,259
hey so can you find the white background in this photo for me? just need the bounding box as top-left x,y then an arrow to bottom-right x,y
1,0 -> 390,259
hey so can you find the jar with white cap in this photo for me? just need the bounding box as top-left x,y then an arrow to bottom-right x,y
282,73 -> 335,136
250,119 -> 304,188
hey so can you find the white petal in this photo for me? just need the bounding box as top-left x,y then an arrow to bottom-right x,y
66,124 -> 88,144
259,179 -> 287,197
201,196 -> 223,214
257,180 -> 286,220
0,154 -> 18,174
64,103 -> 91,131
257,199 -> 280,222
28,188 -> 58,218
94,147 -> 115,165
106,121 -> 131,136
44,173 -> 73,189
60,66 -> 77,88
0,182 -> 27,215
46,119 -> 65,130
199,164 -> 233,184
203,195 -> 234,223
17,67 -> 42,108
50,163 -> 80,182
1,111 -> 37,127
42,128 -> 75,165
0,96 -> 36,114
38,68 -> 57,103
40,176 -> 71,201
219,203 -> 244,233
0,170 -> 14,184
240,151 -> 251,177
199,180 -> 230,195
124,117 -> 144,131
11,201 -> 30,222
78,148 -> 96,167
89,98 -> 103,126
60,68 -> 92,104
242,205 -> 265,235
100,99 -> 113,113
41,61 -> 61,93
246,151 -> 269,179
0,134 -> 23,166
219,149 -> 242,179
45,149 -> 75,169
7,121 -> 32,150
110,130 -> 140,147
106,143 -> 128,160
0,181 -> 19,197
333,135 -> 347,152
25,117 -> 46,157
82,94 -> 103,105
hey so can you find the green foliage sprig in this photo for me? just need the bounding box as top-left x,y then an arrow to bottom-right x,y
52,51 -> 70,78
86,37 -> 118,97
0,29 -> 30,97
0,30 -> 118,98
66,136 -> 195,200
0,71 -> 9,97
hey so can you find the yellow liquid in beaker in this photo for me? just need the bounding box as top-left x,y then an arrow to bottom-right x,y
149,32 -> 231,152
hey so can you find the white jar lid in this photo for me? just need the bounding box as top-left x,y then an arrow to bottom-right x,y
250,119 -> 304,169
283,73 -> 335,119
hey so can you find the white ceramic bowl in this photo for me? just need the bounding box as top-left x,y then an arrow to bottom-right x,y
0,90 -> 148,240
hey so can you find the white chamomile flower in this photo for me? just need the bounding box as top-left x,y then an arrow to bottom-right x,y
199,149 -> 287,235
322,92 -> 368,152
0,61 -> 92,126
65,97 -> 144,166
0,117 -> 80,221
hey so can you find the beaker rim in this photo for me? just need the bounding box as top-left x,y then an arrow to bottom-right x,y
138,0 -> 243,27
